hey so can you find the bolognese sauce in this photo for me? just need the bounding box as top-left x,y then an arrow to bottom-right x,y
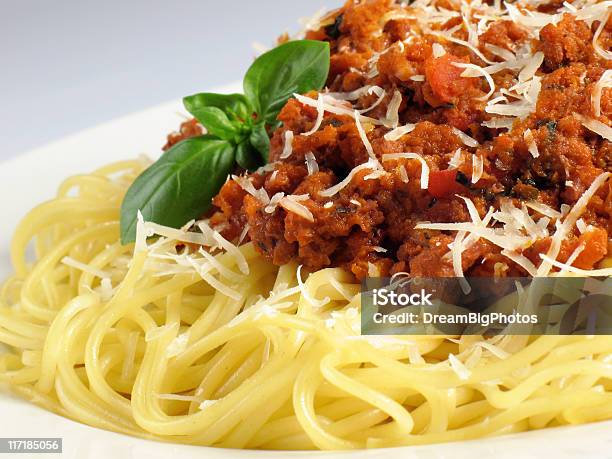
171,0 -> 612,279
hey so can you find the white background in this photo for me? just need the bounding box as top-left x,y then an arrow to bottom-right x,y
0,0 -> 326,160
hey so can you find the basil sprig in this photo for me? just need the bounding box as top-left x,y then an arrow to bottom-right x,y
120,40 -> 330,244
244,40 -> 331,126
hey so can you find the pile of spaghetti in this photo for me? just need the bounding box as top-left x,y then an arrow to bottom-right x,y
0,159 -> 611,450
2,0 -> 612,451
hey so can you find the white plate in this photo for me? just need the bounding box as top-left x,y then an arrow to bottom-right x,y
1,84 -> 611,459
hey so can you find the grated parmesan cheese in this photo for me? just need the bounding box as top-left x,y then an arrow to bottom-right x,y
525,201 -> 561,219
501,249 -> 538,276
430,30 -> 495,65
471,154 -> 484,184
475,341 -> 511,360
186,257 -> 242,300
539,253 -> 612,277
294,93 -> 380,125
432,43 -> 447,58
238,224 -> 250,245
398,165 -> 410,183
354,111 -> 377,159
197,220 -> 250,275
453,62 -> 496,101
326,85 -> 375,101
523,129 -> 539,158
305,151 -> 319,175
537,171 -> 611,276
383,90 -> 403,128
279,195 -> 314,222
382,153 -> 429,189
358,86 -> 387,114
233,175 -> 270,205
576,218 -> 589,234
297,265 -> 330,308
166,332 -> 190,358
504,3 -> 560,33
135,210 -> 148,253
448,149 -> 464,169
575,113 -> 612,141
265,192 -> 285,213
303,94 -> 325,136
384,123 -> 416,141
319,158 -> 381,197
564,243 -> 586,272
518,51 -> 544,82
482,117 -> 514,129
448,353 -> 471,380
280,130 -> 294,159
452,127 -> 479,147
484,43 -> 515,61
592,11 -> 612,61
592,69 -> 612,117
62,256 -> 111,280
450,230 -> 471,293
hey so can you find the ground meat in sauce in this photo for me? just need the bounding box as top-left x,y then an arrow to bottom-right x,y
163,119 -> 204,151
168,0 -> 612,279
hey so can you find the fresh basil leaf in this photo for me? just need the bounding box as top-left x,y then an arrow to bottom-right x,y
182,104 -> 240,141
243,40 -> 330,124
236,140 -> 261,171
249,122 -> 271,163
121,136 -> 235,244
184,93 -> 251,122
